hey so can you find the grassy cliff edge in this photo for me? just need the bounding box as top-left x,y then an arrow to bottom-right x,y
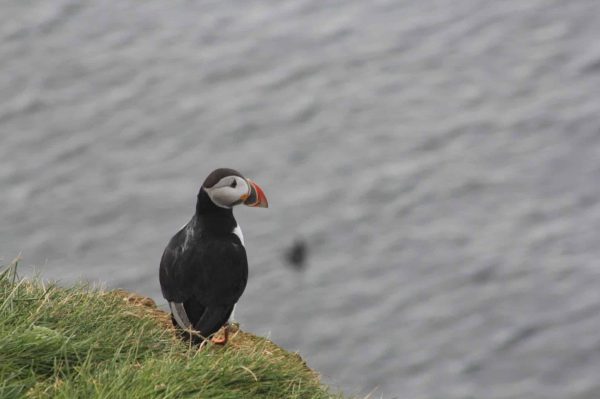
0,263 -> 343,399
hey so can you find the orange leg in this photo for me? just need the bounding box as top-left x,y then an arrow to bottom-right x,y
210,323 -> 229,345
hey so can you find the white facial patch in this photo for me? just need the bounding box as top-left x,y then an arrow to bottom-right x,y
205,176 -> 249,208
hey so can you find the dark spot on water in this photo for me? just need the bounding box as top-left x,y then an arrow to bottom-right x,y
284,239 -> 308,270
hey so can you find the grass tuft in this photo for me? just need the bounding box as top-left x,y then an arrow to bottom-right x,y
0,260 -> 342,399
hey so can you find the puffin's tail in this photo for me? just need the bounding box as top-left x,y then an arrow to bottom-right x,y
192,305 -> 234,339
170,301 -> 233,345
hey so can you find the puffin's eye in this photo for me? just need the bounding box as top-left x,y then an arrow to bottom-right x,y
230,179 -> 237,188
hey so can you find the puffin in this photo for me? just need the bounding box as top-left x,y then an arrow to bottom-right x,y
159,168 -> 268,345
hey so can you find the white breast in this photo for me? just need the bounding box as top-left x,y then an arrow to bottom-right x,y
232,224 -> 244,246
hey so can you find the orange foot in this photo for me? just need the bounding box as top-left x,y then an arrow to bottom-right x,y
210,324 -> 229,345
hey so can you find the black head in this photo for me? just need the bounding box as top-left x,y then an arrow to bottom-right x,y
203,168 -> 244,189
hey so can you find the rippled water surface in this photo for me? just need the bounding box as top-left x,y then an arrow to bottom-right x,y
2,1 -> 600,397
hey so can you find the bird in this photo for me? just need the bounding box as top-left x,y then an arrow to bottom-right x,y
159,168 -> 268,345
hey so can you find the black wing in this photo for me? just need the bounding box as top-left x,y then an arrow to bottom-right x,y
159,230 -> 248,307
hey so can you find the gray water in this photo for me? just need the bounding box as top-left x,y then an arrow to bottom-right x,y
2,1 -> 600,397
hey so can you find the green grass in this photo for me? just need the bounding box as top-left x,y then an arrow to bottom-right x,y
0,261 -> 343,399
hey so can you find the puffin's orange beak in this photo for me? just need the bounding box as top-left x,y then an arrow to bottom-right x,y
243,179 -> 269,208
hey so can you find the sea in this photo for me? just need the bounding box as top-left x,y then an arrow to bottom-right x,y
2,1 -> 600,397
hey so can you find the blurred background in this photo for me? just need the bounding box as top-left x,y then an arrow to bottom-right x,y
2,0 -> 600,397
